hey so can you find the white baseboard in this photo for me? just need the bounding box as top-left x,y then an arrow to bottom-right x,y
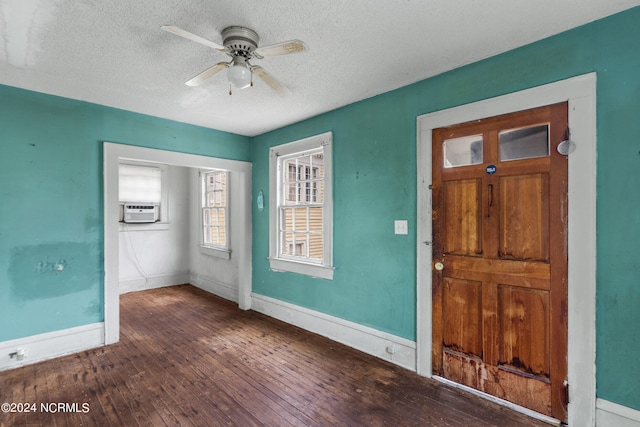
597,399 -> 640,427
190,273 -> 238,303
119,272 -> 190,294
250,293 -> 416,371
0,323 -> 104,371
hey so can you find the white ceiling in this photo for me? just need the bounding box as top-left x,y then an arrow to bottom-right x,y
1,0 -> 639,137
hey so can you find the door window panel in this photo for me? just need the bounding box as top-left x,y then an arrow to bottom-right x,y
499,124 -> 549,161
443,134 -> 483,168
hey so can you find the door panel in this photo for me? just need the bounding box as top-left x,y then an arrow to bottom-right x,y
443,179 -> 482,256
499,174 -> 549,261
432,103 -> 568,422
497,285 -> 550,377
443,277 -> 483,357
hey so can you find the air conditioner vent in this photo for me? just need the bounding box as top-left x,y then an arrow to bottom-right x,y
123,202 -> 159,223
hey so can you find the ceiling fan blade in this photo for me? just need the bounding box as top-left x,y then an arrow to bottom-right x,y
250,65 -> 291,95
253,40 -> 307,58
185,62 -> 229,86
161,25 -> 226,52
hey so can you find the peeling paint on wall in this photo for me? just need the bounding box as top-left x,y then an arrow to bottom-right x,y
8,242 -> 100,300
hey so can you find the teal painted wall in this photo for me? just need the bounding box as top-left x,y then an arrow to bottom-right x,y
252,7 -> 640,410
2,5 -> 639,414
252,95 -> 418,339
0,84 -> 251,342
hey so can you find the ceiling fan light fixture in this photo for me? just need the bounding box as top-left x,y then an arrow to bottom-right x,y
163,24 -> 306,94
227,60 -> 252,89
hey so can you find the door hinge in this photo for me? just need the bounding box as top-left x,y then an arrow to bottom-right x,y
428,184 -> 432,190
563,380 -> 569,405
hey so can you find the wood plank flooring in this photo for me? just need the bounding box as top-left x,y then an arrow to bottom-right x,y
1,285 -> 550,426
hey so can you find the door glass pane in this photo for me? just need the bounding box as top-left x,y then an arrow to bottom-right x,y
443,135 -> 483,168
499,124 -> 549,161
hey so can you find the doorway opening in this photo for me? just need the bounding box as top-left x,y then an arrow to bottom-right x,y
103,143 -> 252,344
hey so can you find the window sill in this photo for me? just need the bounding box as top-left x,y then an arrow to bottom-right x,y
119,222 -> 169,232
269,258 -> 334,280
199,245 -> 231,260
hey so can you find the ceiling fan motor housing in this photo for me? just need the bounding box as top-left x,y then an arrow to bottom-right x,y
221,26 -> 259,58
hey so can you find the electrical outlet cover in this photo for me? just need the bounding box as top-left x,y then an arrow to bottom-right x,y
394,220 -> 408,235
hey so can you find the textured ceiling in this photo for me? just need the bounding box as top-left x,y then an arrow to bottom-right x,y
1,0 -> 639,136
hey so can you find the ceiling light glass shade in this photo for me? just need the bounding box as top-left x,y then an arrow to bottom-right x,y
228,63 -> 251,89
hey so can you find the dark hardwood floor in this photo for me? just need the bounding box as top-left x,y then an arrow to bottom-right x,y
1,285 -> 549,426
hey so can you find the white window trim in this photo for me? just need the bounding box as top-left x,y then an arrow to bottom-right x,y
198,244 -> 231,260
199,170 -> 230,259
118,161 -> 169,231
269,131 -> 333,280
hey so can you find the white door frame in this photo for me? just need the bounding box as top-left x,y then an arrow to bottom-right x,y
103,142 -> 253,344
416,73 -> 597,426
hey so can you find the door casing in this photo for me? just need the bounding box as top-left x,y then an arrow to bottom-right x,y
416,73 -> 597,426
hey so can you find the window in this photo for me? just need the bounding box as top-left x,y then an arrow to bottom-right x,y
499,124 -> 549,161
201,170 -> 229,251
269,132 -> 333,279
118,162 -> 168,226
119,164 -> 162,203
443,134 -> 483,168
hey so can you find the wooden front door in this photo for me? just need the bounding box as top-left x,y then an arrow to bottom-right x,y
431,103 -> 568,422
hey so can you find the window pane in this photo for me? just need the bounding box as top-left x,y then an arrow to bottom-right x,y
309,207 -> 323,232
301,181 -> 310,205
285,183 -> 297,204
218,209 -> 225,228
313,154 -> 324,178
219,226 -> 226,246
281,207 -> 293,232
282,152 -> 326,207
281,232 -> 295,256
443,135 -> 483,168
285,161 -> 297,182
288,234 -> 306,257
294,207 -> 309,232
316,180 -> 324,203
220,187 -> 227,207
499,124 -> 549,161
210,227 -> 219,245
309,233 -> 323,260
211,208 -> 218,226
119,164 -> 162,202
275,140 -> 329,266
201,170 -> 228,248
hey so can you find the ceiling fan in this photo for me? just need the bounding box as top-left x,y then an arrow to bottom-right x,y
161,25 -> 307,95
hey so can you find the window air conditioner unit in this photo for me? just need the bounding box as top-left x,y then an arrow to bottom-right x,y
123,202 -> 159,223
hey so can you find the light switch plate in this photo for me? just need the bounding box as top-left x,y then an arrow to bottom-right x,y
394,220 -> 408,235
